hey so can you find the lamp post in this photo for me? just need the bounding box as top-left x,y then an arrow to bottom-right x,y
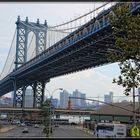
125,91 -> 139,126
45,88 -> 63,137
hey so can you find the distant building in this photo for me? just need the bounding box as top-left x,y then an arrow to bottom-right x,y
4,97 -> 12,106
104,92 -> 113,104
81,93 -> 87,108
25,88 -> 33,108
86,101 -> 101,110
0,98 -> 5,105
0,96 -> 12,107
72,89 -> 87,109
92,101 -> 100,109
72,89 -> 81,108
51,98 -> 58,108
11,91 -> 14,99
110,92 -> 113,102
0,96 -> 6,106
60,90 -> 69,108
121,100 -> 129,103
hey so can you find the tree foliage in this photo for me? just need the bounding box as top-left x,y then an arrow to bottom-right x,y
40,99 -> 54,137
108,3 -> 140,95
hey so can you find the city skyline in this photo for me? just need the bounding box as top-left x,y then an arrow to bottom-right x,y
0,3 -> 137,102
0,88 -> 137,109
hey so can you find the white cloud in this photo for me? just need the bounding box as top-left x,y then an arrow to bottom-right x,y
0,3 -> 127,102
46,66 -> 124,100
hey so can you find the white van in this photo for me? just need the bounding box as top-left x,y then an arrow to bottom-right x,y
95,122 -> 126,138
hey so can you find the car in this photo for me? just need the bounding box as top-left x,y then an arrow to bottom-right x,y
21,123 -> 26,127
71,122 -> 77,125
34,124 -> 39,128
11,121 -> 16,125
54,124 -> 59,127
11,120 -> 20,125
27,123 -> 33,126
22,127 -> 29,133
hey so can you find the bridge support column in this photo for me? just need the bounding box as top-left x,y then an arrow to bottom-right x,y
13,82 -> 26,108
15,16 -> 28,69
32,81 -> 45,108
36,19 -> 47,56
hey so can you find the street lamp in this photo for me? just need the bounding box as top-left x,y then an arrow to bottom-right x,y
125,92 -> 140,125
45,88 -> 63,99
51,88 -> 63,99
45,88 -> 63,137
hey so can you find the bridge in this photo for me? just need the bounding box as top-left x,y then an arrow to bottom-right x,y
0,107 -> 94,115
0,3 -> 140,108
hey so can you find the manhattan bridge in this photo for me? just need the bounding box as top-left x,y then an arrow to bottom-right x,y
0,2 -> 139,109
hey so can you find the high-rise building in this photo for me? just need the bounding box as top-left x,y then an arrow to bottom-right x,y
81,93 -> 87,108
109,92 -> 113,103
25,88 -> 33,108
60,90 -> 69,108
51,98 -> 58,108
73,89 -> 81,108
104,92 -> 113,104
72,89 -> 87,109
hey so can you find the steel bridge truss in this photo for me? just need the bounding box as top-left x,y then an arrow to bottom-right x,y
1,3 -> 139,108
14,16 -> 48,108
32,81 -> 45,108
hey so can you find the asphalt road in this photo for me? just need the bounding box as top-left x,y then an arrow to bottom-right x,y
51,125 -> 94,138
0,125 -> 45,138
0,125 -> 94,138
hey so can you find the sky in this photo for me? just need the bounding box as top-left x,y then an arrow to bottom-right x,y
0,2 -> 135,102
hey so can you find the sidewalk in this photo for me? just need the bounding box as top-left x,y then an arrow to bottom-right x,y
0,125 -> 17,133
75,125 -> 95,136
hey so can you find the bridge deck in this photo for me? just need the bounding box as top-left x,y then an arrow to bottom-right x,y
0,3 -> 140,96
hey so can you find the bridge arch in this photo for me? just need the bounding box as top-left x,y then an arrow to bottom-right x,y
24,86 -> 34,108
27,31 -> 36,61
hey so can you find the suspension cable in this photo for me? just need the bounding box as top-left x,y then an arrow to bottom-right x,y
48,25 -> 81,32
0,29 -> 16,78
48,2 -> 111,29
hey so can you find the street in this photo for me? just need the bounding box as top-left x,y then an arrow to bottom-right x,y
51,125 -> 94,138
0,125 -> 94,138
0,125 -> 45,138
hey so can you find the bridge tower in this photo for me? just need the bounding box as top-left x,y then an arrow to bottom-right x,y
13,16 -> 48,108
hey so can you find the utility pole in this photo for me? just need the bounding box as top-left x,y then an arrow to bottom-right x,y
138,88 -> 140,120
45,88 -> 63,137
133,85 -> 136,125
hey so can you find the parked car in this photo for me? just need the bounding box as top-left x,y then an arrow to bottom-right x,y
11,120 -> 20,125
27,123 -> 33,126
54,124 -> 59,127
22,127 -> 29,133
21,123 -> 26,127
34,124 -> 39,128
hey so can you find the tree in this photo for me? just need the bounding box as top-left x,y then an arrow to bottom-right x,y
107,3 -> 140,124
108,3 -> 140,95
40,99 -> 54,137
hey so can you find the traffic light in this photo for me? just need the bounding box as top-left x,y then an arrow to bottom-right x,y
68,98 -> 72,110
